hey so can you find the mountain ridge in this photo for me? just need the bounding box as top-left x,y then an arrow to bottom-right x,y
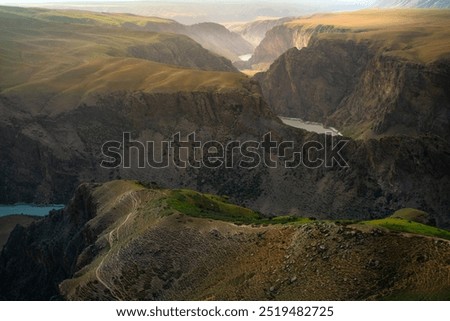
0,6 -> 254,62
1,180 -> 449,300
246,9 -> 450,71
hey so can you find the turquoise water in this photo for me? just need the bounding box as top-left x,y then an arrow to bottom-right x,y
0,204 -> 65,217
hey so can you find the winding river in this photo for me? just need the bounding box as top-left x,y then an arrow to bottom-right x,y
279,116 -> 342,136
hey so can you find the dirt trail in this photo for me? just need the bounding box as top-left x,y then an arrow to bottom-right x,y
95,191 -> 140,300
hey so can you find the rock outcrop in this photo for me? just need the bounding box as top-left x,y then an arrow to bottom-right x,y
247,24 -> 349,70
0,215 -> 39,249
228,17 -> 293,48
0,184 -> 97,300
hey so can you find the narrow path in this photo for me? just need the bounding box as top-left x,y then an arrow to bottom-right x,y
95,191 -> 140,300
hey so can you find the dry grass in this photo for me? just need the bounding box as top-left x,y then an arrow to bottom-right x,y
286,9 -> 450,63
0,6 -> 175,27
34,9 -> 174,26
3,57 -> 246,111
58,181 -> 450,300
0,6 -> 246,113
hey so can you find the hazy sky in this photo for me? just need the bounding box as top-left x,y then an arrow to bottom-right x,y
0,0 -> 370,3
0,0 -> 135,3
1,0 -> 154,1
0,0 -> 374,24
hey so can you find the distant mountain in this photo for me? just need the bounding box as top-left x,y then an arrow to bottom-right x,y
373,0 -> 450,8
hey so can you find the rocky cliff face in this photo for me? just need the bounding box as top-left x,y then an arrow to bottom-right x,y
0,215 -> 39,249
1,181 -> 449,300
0,85 -> 272,204
2,86 -> 450,228
246,24 -> 349,70
0,183 -> 97,300
254,38 -> 450,140
228,18 -> 293,48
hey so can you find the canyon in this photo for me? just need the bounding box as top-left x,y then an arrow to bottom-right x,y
0,5 -> 449,301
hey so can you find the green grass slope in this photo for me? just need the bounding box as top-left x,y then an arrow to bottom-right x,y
166,189 -> 313,225
359,217 -> 450,241
165,187 -> 450,241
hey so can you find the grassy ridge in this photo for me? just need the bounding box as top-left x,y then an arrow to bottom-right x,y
360,217 -> 450,241
166,189 -> 312,225
0,6 -> 175,27
286,9 -> 450,63
166,189 -> 450,241
35,9 -> 174,27
167,189 -> 259,223
390,208 -> 430,223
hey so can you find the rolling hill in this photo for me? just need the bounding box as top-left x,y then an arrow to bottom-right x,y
0,6 -> 253,62
0,6 -> 247,116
